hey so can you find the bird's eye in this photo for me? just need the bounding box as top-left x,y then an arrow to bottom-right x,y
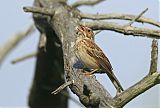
87,29 -> 91,32
81,27 -> 84,31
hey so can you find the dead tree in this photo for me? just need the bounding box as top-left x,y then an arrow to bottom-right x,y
22,0 -> 160,108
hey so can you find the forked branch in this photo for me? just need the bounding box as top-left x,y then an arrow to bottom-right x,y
23,7 -> 160,39
23,1 -> 160,108
0,25 -> 35,65
83,21 -> 160,39
80,12 -> 160,27
113,72 -> 160,107
112,39 -> 159,107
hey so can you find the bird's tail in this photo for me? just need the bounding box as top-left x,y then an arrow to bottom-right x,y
106,71 -> 124,93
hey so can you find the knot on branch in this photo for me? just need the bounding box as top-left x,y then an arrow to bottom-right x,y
89,91 -> 100,106
80,84 -> 100,107
79,94 -> 90,106
123,25 -> 133,34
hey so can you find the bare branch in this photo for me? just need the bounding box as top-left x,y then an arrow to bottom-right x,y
125,8 -> 148,26
94,30 -> 102,35
71,0 -> 105,8
92,30 -> 102,41
111,38 -> 158,108
149,39 -> 158,75
113,72 -> 160,107
27,1 -> 160,108
11,52 -> 37,64
51,80 -> 74,95
26,1 -> 113,108
82,21 -> 160,39
23,6 -> 54,16
80,13 -> 160,28
0,25 -> 35,65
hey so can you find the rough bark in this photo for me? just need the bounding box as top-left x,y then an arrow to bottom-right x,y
28,0 -> 114,108
25,0 -> 160,108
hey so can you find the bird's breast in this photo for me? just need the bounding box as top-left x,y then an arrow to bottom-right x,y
74,40 -> 99,69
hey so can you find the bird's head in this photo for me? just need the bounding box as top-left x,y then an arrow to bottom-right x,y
76,25 -> 94,40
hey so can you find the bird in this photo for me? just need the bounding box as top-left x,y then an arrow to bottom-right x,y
74,25 -> 124,93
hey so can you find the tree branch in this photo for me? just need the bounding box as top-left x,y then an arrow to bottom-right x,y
80,12 -> 160,28
23,6 -> 54,16
0,25 -> 35,66
71,0 -> 105,8
149,39 -> 158,75
25,2 -> 115,107
112,39 -> 159,107
82,21 -> 160,39
25,1 -> 160,108
51,80 -> 74,95
47,4 -> 113,107
113,72 -> 160,107
23,7 -> 160,39
125,8 -> 148,26
11,52 -> 37,64
94,30 -> 102,35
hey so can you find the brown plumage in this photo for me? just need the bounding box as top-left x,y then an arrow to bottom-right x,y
74,25 -> 124,92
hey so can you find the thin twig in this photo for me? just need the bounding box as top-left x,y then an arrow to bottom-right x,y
71,0 -> 105,8
82,21 -> 160,39
80,12 -> 160,28
125,8 -> 148,26
51,80 -> 74,95
92,30 -> 102,41
94,30 -> 102,35
149,39 -> 158,75
23,6 -> 55,16
11,52 -> 37,64
0,25 -> 35,65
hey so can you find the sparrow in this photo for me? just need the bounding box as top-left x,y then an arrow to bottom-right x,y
74,25 -> 124,92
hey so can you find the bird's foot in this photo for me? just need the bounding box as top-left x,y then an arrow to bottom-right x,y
84,72 -> 93,76
83,69 -> 99,76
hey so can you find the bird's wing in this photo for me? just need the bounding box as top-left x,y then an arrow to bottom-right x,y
84,39 -> 113,73
84,39 -> 124,91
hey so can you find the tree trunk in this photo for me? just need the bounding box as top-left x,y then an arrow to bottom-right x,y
28,0 -> 68,108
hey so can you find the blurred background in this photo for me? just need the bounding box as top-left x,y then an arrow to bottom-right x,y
0,0 -> 159,108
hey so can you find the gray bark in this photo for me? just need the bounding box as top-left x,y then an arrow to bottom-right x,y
27,0 -> 160,108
